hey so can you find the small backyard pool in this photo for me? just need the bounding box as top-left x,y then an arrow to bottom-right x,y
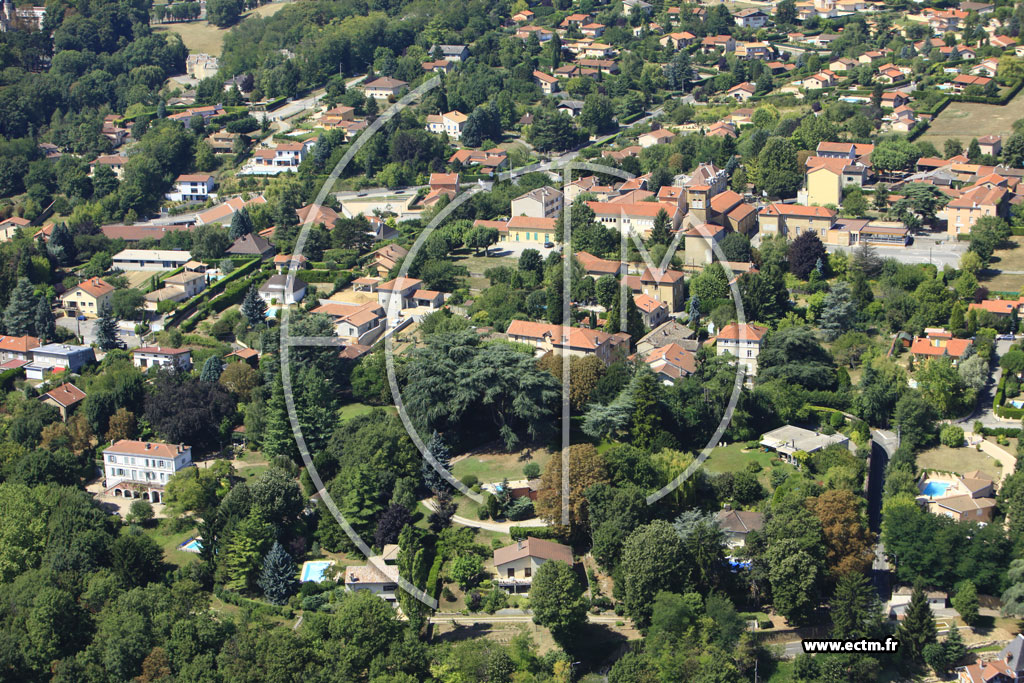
300,560 -> 334,582
180,538 -> 203,553
921,481 -> 951,498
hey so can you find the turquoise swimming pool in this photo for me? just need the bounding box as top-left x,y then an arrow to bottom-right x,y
180,538 -> 202,553
301,560 -> 333,582
921,481 -> 951,498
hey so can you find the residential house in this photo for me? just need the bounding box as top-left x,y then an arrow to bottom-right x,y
642,342 -> 696,383
588,201 -> 681,237
103,440 -> 193,503
344,563 -> 400,603
102,225 -> 193,244
0,216 -> 30,241
226,233 -> 276,259
760,424 -> 850,464
581,23 -> 606,38
956,634 -> 1024,683
881,91 -> 910,109
968,299 -> 1019,317
425,110 -> 468,140
634,293 -> 669,329
369,244 -> 409,277
448,147 -> 508,173
886,105 -> 918,133
557,99 -> 585,118
39,382 -> 86,421
636,320 -> 696,356
638,127 -> 676,147
978,135 -> 1002,157
143,271 -> 206,311
758,203 -> 837,239
622,0 -> 652,15
112,249 -> 192,271
803,70 -> 838,89
639,268 -> 686,312
516,25 -> 553,42
206,131 -> 239,153
511,9 -> 533,23
431,44 -> 469,62
910,328 -> 973,364
511,186 -> 563,219
922,470 -> 996,523
0,335 -> 39,363
251,140 -> 316,171
312,301 -> 386,344
493,537 -> 574,592
165,174 -> 215,202
700,35 -> 736,53
273,254 -> 309,273
195,195 -> 267,226
60,277 -> 114,318
259,274 -> 307,305
533,70 -> 559,94
946,185 -> 1009,237
736,42 -> 773,60
708,190 -> 758,234
727,81 -> 756,101
830,57 -> 858,72
90,154 -> 128,179
575,251 -> 621,279
659,31 -> 696,50
734,7 -> 769,27
716,509 -> 764,548
505,321 -> 630,363
949,74 -> 991,94
167,105 -> 225,128
559,13 -> 591,29
25,344 -> 95,380
133,346 -> 192,372
363,77 -> 408,99
712,322 -> 769,375
990,34 -> 1017,49
377,277 -> 423,311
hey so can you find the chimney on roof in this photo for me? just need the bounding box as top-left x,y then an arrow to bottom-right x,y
145,443 -> 151,450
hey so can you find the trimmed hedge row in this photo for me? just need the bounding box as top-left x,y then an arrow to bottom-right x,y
167,258 -> 261,327
509,526 -> 569,543
950,79 -> 1024,106
0,366 -> 23,392
425,552 -> 444,600
294,269 -> 341,284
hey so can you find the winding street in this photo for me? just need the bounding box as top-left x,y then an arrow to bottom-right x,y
420,497 -> 548,534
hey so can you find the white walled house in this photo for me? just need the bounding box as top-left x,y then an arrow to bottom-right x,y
511,186 -> 563,219
259,274 -> 308,306
493,537 -> 573,592
712,322 -> 769,376
103,440 -> 193,503
112,249 -> 192,271
425,111 -> 468,140
133,346 -> 193,372
344,563 -> 400,603
165,174 -> 215,202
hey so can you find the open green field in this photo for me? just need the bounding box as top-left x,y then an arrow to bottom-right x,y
919,88 -> 1024,148
139,518 -> 199,567
916,445 -> 1002,480
339,402 -> 396,420
989,236 -> 1024,272
451,446 -> 551,484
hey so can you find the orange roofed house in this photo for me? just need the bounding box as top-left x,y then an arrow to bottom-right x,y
103,440 -> 193,503
60,277 -> 114,319
711,322 -> 770,376
506,321 -> 630,364
910,329 -> 973,365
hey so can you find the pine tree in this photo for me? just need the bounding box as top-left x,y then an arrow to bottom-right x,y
3,277 -> 38,336
900,583 -> 937,662
942,623 -> 967,667
428,488 -> 456,532
223,511 -> 273,593
258,541 -> 299,604
229,208 -> 254,241
47,223 -> 75,264
831,573 -> 881,639
261,378 -> 299,463
421,431 -> 452,494
95,307 -> 119,350
34,296 -> 55,343
241,285 -> 268,327
200,355 -> 225,382
688,294 -> 701,326
949,301 -> 966,336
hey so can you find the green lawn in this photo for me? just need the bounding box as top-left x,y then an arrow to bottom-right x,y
916,445 -> 1002,481
339,402 -> 396,420
239,464 -> 270,482
451,448 -> 550,485
139,518 -> 199,567
702,442 -> 797,489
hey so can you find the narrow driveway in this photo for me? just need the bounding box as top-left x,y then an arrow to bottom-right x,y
421,498 -> 547,534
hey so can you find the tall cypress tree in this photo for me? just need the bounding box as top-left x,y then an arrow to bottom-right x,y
258,541 -> 299,604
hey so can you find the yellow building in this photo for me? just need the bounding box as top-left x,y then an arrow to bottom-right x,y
502,216 -> 558,243
60,277 -> 114,319
803,157 -> 868,207
758,203 -> 837,239
640,268 -> 686,312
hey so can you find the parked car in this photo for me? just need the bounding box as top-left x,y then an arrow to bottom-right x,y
544,241 -> 554,248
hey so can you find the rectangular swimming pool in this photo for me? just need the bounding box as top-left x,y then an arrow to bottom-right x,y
921,481 -> 951,498
300,560 -> 334,582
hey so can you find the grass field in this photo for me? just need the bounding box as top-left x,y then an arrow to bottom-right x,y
983,236 -> 1024,294
916,445 -> 1002,480
140,518 -> 199,567
989,237 -> 1024,271
153,1 -> 292,56
451,446 -> 551,484
338,402 -> 396,420
701,442 -> 797,488
920,88 -> 1024,148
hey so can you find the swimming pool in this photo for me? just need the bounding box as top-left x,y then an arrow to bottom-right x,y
180,538 -> 202,553
921,481 -> 951,498
301,560 -> 334,582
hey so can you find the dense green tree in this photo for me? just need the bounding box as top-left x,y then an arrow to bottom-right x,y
899,583 -> 937,662
756,137 -> 802,197
830,573 -> 881,639
530,559 -> 588,646
3,277 -> 38,336
788,231 -> 827,280
95,308 -> 119,350
621,521 -> 690,628
241,285 -> 268,326
258,541 -> 299,605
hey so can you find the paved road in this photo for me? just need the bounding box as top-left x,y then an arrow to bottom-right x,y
869,429 -> 897,601
429,612 -> 625,625
825,240 -> 965,268
56,316 -> 142,348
